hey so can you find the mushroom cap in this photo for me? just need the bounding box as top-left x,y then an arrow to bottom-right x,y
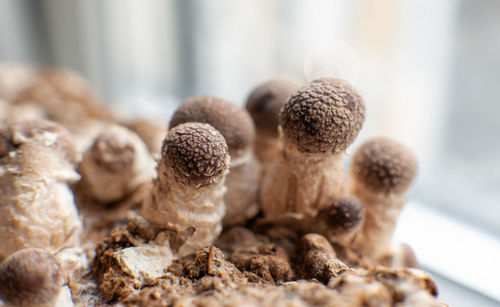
169,96 -> 255,158
162,122 -> 229,186
321,195 -> 364,233
0,248 -> 64,306
0,119 -> 78,164
90,128 -> 136,172
280,78 -> 365,153
351,137 -> 418,194
245,78 -> 303,137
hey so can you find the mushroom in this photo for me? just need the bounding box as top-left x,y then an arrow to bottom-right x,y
169,95 -> 260,226
260,78 -> 365,220
0,120 -> 82,258
349,137 -> 417,261
76,124 -> 155,204
0,248 -> 73,307
245,77 -> 303,166
312,195 -> 365,247
141,123 -> 230,256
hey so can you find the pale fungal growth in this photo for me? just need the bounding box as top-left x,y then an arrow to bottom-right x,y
0,248 -> 73,307
141,123 -> 230,257
77,124 -> 155,204
349,137 -> 418,261
0,120 -> 82,258
245,77 -> 303,165
169,95 -> 260,226
261,78 -> 366,220
313,195 -> 365,246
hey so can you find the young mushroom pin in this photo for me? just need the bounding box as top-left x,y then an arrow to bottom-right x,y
245,77 -> 303,166
261,78 -> 365,220
349,137 -> 418,261
169,96 -> 260,226
0,248 -> 73,307
0,120 -> 82,259
141,123 -> 230,257
77,124 -> 155,204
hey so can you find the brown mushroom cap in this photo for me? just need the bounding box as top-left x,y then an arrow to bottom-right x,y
0,248 -> 65,306
162,122 -> 229,186
0,119 -> 78,164
351,137 -> 418,194
280,78 -> 365,153
319,195 -> 364,233
245,78 -> 303,137
169,96 -> 255,158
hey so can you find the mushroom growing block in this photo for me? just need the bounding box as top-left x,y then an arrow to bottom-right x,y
261,78 -> 365,220
349,137 -> 418,261
245,77 -> 303,166
0,120 -> 82,258
0,248 -> 73,307
141,123 -> 230,257
169,95 -> 260,226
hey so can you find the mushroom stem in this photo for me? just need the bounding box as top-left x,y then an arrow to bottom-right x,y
261,135 -> 345,220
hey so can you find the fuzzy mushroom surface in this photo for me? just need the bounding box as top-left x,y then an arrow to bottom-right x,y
0,248 -> 72,307
261,78 -> 366,220
0,120 -> 82,258
169,95 -> 260,226
349,137 -> 418,260
141,122 -> 230,256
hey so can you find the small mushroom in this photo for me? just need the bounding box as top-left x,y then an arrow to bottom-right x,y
0,120 -> 82,258
313,195 -> 365,247
141,123 -> 230,256
76,124 -> 155,204
0,248 -> 73,307
169,95 -> 260,226
245,77 -> 303,165
349,137 -> 417,260
261,78 -> 366,220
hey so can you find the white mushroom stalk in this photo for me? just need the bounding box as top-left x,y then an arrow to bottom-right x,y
261,78 -> 366,221
0,120 -> 82,258
141,123 -> 230,257
349,137 -> 418,261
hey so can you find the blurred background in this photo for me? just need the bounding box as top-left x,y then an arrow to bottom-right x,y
0,0 -> 499,305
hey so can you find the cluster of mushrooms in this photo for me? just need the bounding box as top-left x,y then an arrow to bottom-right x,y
0,63 -> 443,306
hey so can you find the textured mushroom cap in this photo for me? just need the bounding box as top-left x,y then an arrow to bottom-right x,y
0,248 -> 64,306
322,196 -> 364,232
280,78 -> 365,153
351,137 -> 418,194
162,122 -> 229,186
90,129 -> 136,172
0,119 -> 78,164
245,78 -> 303,137
169,96 -> 255,158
